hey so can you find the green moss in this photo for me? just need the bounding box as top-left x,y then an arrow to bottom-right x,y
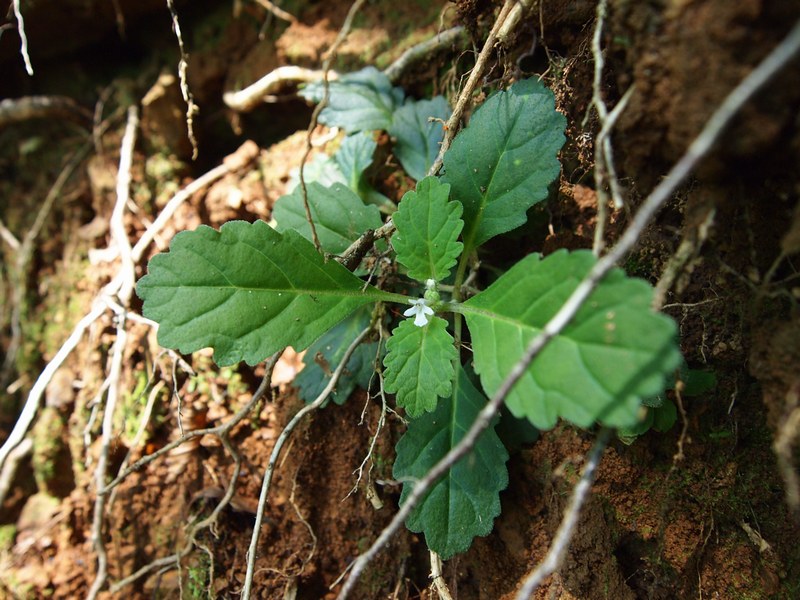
31,407 -> 66,494
0,524 -> 16,552
185,552 -> 212,599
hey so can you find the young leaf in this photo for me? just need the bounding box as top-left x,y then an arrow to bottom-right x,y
383,316 -> 457,417
334,131 -> 377,192
462,250 -> 681,430
393,366 -> 509,559
288,153 -> 346,189
137,221 -> 393,366
441,78 -> 566,251
295,308 -> 378,405
300,67 -> 404,132
389,96 -> 451,180
286,133 -> 392,210
334,132 -> 393,209
273,182 -> 382,254
391,177 -> 463,283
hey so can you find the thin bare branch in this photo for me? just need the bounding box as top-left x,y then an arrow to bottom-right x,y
514,429 -> 610,598
108,357 -> 280,593
87,105 -> 139,600
0,301 -> 106,490
223,26 -> 466,112
0,436 -> 32,507
223,66 -> 335,111
335,18 -> 800,599
241,326 -> 373,598
384,26 -> 466,84
590,0 -> 633,255
428,0 -> 517,177
339,1 -> 517,269
430,551 -> 454,600
298,0 -> 368,253
132,140 -> 258,261
165,0 -> 199,159
12,0 -> 33,75
251,0 -> 298,24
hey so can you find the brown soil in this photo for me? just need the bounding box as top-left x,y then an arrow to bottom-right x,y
2,0 -> 800,599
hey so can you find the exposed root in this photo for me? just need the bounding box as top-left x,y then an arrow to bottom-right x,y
223,66 -> 336,111
589,0 -> 634,255
11,0 -> 33,75
251,0 -> 298,25
430,550 -> 454,600
297,0 -> 369,253
773,385 -> 800,516
653,205 -> 717,309
165,0 -> 199,159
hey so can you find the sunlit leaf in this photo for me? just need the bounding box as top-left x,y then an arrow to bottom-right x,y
391,177 -> 463,283
383,316 -> 457,417
442,79 -> 566,251
300,67 -> 404,132
273,182 -> 382,254
463,250 -> 681,429
137,221 -> 392,366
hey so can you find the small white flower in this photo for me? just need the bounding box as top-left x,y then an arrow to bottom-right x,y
404,298 -> 434,327
425,278 -> 436,290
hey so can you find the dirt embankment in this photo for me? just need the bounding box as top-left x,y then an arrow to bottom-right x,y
1,0 -> 799,598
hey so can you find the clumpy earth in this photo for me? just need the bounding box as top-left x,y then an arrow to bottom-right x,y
2,0 -> 800,598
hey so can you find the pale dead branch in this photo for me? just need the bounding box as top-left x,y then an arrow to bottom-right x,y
514,429 -> 610,599
12,0 -> 33,75
241,326 -> 373,597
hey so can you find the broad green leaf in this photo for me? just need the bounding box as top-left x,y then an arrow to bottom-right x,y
393,366 -> 509,559
618,399 -> 677,445
652,399 -> 677,432
391,177 -> 463,283
617,410 -> 655,445
683,369 -> 716,396
287,133 -> 392,210
389,96 -> 451,180
137,221 -> 392,366
335,131 -> 377,192
442,78 -> 566,251
300,67 -> 404,132
463,250 -> 681,430
496,405 -> 540,451
288,153 -> 346,189
642,361 -> 716,408
273,182 -> 382,254
295,308 -> 378,405
383,316 -> 457,417
334,132 -> 393,209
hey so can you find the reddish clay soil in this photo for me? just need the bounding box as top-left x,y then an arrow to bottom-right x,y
1,0 -> 800,598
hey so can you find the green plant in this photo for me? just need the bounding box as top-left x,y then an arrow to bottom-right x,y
137,70 -> 680,559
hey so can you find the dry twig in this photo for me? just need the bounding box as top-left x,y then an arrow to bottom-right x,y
241,326 -> 373,597
252,0 -> 298,24
165,0 -> 199,159
430,551 -> 454,600
339,0 -> 517,269
514,429 -> 610,598
589,0 -> 633,255
12,0 -> 33,75
86,105 -> 139,600
297,0 -> 368,253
